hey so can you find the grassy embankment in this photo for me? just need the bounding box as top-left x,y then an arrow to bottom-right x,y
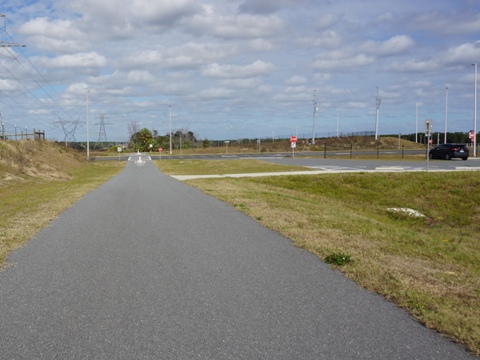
0,140 -> 123,266
156,159 -> 480,356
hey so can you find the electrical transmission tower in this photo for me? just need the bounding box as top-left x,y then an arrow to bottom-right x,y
1,14 -> 26,55
54,118 -> 80,146
1,14 -> 25,139
94,114 -> 111,149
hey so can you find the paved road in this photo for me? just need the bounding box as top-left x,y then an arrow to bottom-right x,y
0,155 -> 476,359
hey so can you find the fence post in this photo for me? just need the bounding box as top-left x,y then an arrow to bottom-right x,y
350,143 -> 353,159
324,143 -> 327,159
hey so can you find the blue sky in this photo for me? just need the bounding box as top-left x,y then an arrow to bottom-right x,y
1,0 -> 480,142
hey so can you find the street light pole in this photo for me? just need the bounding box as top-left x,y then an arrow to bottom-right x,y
169,104 -> 172,155
86,90 -> 90,160
444,87 -> 448,144
375,86 -> 381,141
312,89 -> 317,145
415,102 -> 420,143
473,63 -> 478,157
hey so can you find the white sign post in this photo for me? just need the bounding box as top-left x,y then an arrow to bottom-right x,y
117,147 -> 122,161
425,120 -> 433,171
290,135 -> 297,158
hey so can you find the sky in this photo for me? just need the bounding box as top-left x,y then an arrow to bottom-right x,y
1,0 -> 480,143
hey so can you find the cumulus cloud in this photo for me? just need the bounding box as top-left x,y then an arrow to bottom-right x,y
286,76 -> 307,85
69,0 -> 199,30
361,35 -> 415,56
387,41 -> 480,73
202,60 -> 275,78
316,14 -> 342,30
299,30 -> 342,48
18,17 -> 85,52
220,78 -> 262,89
313,52 -> 374,71
237,0 -> 300,14
413,11 -> 480,35
443,41 -> 480,65
4,0 -> 480,140
186,12 -> 285,39
43,52 -> 107,68
387,58 -> 439,73
198,87 -> 234,99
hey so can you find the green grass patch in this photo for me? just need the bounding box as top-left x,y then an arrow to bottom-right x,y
155,158 -> 310,175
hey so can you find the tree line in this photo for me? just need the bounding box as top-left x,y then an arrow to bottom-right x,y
128,121 -> 210,152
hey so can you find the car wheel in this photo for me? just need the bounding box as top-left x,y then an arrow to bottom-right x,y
429,153 -> 433,159
445,154 -> 451,160
462,157 -> 468,161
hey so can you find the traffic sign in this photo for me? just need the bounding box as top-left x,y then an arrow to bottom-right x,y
290,135 -> 297,143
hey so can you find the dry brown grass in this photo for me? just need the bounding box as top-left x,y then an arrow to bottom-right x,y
0,141 -> 123,266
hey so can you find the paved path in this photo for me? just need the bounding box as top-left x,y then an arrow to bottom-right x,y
0,156 -> 476,359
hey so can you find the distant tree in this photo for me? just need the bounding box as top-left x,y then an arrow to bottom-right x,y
128,121 -> 140,138
203,139 -> 211,148
130,128 -> 153,151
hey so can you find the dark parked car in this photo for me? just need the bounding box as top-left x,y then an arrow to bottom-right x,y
429,143 -> 469,160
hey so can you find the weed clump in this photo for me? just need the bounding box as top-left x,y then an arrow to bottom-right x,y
325,252 -> 353,266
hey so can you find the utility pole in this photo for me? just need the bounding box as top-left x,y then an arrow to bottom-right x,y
312,89 -> 317,145
86,91 -> 90,160
169,104 -> 172,155
444,87 -> 448,144
375,86 -> 381,141
473,63 -> 478,157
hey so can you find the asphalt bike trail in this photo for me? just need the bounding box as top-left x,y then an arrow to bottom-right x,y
0,156 -> 476,359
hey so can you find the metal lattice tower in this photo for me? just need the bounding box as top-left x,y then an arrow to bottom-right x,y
54,118 -> 80,146
94,114 -> 110,149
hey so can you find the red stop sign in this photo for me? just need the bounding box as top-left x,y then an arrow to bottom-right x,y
158,148 -> 163,152
290,135 -> 297,143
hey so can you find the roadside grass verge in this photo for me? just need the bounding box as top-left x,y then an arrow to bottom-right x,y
0,162 -> 123,267
156,159 -> 480,355
155,158 -> 310,175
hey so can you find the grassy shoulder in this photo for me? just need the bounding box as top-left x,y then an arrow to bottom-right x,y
156,159 -> 480,356
0,141 -> 123,267
154,158 -> 311,175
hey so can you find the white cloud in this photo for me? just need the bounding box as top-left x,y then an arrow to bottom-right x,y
41,52 -> 107,68
18,17 -> 85,52
220,78 -> 262,89
286,76 -> 307,85
198,87 -> 234,99
361,35 -> 415,56
237,0 -> 302,15
186,12 -> 285,39
316,14 -> 342,30
3,0 -> 480,140
202,60 -> 275,78
444,41 -> 480,65
299,30 -> 342,48
313,52 -> 374,71
414,11 -> 480,35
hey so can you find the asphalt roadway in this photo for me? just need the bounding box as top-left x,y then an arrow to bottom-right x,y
0,155 -> 477,359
